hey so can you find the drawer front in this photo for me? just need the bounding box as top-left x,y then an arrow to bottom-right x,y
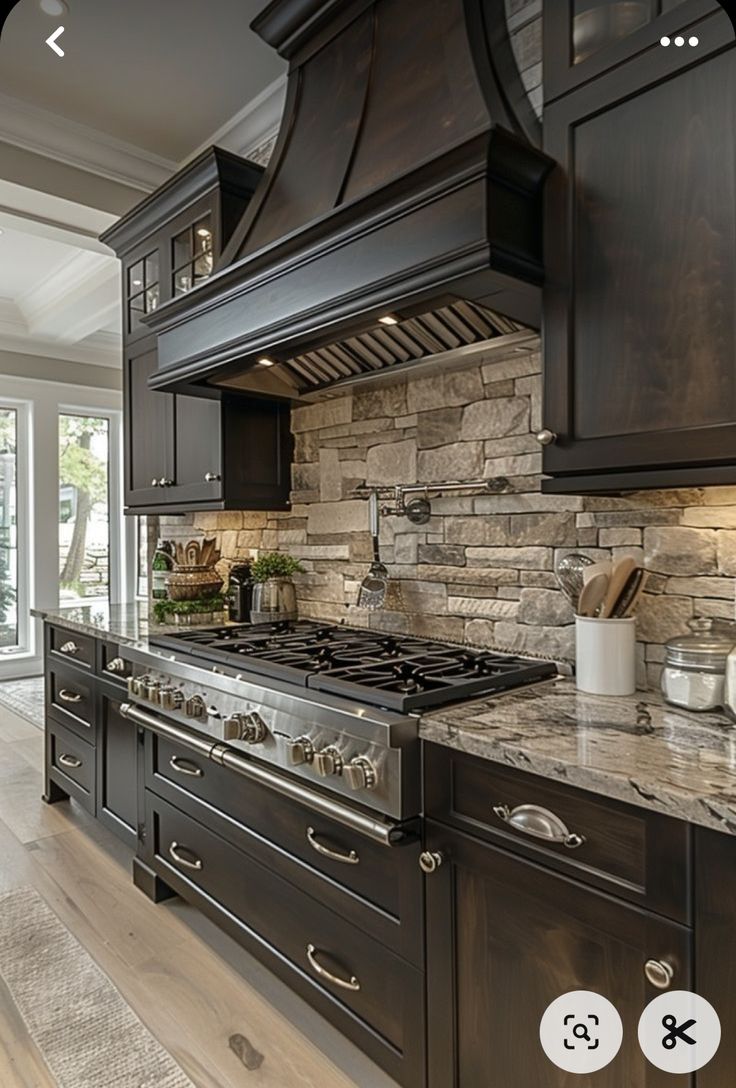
97,641 -> 135,686
46,662 -> 96,740
47,625 -> 96,671
47,720 -> 95,812
424,744 -> 691,923
148,734 -> 407,919
148,792 -> 424,1073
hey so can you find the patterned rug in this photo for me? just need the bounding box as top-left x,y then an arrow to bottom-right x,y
0,887 -> 196,1088
0,676 -> 45,729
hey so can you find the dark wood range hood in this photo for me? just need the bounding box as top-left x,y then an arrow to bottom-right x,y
146,0 -> 553,401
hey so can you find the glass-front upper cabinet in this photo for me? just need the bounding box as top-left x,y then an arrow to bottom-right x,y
172,213 -> 214,297
544,0 -> 718,103
127,250 -> 159,333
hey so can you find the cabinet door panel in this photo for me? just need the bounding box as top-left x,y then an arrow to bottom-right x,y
125,338 -> 174,505
96,683 -> 138,846
543,13 -> 736,483
172,395 -> 222,503
425,821 -> 692,1088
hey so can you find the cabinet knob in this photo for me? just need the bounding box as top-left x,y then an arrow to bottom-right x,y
159,477 -> 174,487
535,428 -> 557,446
204,471 -> 221,482
419,850 -> 444,874
644,959 -> 674,989
151,478 -> 159,487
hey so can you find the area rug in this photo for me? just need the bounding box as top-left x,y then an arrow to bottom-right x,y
0,677 -> 45,729
0,886 -> 196,1088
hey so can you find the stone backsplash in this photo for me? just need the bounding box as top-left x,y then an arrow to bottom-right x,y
159,343 -> 736,689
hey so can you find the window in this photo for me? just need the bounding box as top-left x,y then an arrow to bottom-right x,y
137,516 -> 148,599
0,408 -> 18,651
58,413 -> 110,606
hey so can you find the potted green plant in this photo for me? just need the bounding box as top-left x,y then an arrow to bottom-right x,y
250,553 -> 305,624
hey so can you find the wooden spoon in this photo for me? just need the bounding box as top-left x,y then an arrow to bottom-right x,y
582,559 -> 612,585
577,572 -> 609,617
600,557 -> 637,618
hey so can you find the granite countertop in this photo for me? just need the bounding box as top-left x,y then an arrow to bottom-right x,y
420,677 -> 736,835
31,602 -> 178,647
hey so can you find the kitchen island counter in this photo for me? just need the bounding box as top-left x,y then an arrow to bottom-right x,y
420,677 -> 736,835
31,602 -> 177,648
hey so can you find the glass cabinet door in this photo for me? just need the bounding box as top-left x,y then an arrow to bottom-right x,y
171,214 -> 213,297
571,0 -> 690,65
127,250 -> 160,333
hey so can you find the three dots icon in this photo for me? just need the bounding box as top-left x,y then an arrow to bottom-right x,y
660,34 -> 699,47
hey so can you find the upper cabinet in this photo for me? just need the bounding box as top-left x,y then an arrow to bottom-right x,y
541,3 -> 736,492
101,148 -> 293,514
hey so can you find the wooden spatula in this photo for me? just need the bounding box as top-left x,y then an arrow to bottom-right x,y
600,557 -> 637,618
577,572 -> 609,617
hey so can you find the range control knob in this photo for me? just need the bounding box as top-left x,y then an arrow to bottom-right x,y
343,756 -> 378,791
313,746 -> 343,777
242,711 -> 268,744
286,736 -> 314,766
144,679 -> 162,701
158,686 -> 184,711
222,713 -> 246,741
184,694 -> 207,720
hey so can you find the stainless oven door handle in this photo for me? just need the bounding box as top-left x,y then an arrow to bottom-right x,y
58,689 -> 82,704
168,842 -> 203,871
169,756 -> 204,778
306,944 -> 360,991
306,826 -> 359,865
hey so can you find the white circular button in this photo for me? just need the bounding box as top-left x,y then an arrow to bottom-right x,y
638,991 -> 720,1074
540,991 -> 623,1074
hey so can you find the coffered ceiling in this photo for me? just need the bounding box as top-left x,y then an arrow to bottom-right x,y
0,0 -> 286,376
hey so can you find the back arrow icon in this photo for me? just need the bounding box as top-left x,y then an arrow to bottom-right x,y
46,26 -> 65,56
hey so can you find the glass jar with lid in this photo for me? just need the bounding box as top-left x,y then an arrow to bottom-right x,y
662,618 -> 735,712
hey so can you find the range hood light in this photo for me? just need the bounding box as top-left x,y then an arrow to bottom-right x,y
258,356 -> 277,367
378,315 -> 400,326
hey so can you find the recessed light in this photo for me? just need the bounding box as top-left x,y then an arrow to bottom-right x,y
378,314 -> 399,326
132,279 -> 142,287
258,356 -> 276,367
39,0 -> 69,15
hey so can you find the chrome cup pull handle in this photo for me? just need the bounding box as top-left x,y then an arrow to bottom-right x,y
58,689 -> 82,704
306,826 -> 359,865
492,803 -> 586,850
168,841 -> 203,871
59,640 -> 79,655
169,756 -> 203,778
306,944 -> 360,991
105,657 -> 126,673
58,753 -> 82,769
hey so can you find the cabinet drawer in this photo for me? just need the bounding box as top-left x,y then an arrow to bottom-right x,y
46,663 -> 96,741
424,745 -> 691,924
97,641 -> 135,686
47,720 -> 95,812
47,625 -> 96,671
148,793 -> 424,1085
147,733 -> 415,925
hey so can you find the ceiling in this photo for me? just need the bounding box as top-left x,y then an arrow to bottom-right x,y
0,0 -> 286,376
0,0 -> 285,161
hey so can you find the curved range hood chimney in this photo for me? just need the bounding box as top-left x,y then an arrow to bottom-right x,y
146,0 -> 552,401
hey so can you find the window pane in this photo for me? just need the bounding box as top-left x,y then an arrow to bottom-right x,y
0,410 -> 18,649
137,516 -> 148,598
59,415 -> 110,606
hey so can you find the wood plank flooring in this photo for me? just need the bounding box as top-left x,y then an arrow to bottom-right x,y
0,707 -> 398,1088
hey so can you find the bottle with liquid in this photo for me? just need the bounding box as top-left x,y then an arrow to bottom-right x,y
151,540 -> 174,600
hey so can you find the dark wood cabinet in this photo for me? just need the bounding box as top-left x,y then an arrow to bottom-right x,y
96,680 -> 138,847
541,5 -> 736,492
101,147 -> 293,514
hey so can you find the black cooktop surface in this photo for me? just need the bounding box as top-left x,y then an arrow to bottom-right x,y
150,620 -> 557,712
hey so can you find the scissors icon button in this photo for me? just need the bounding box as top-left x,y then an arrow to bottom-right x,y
662,1014 -> 696,1049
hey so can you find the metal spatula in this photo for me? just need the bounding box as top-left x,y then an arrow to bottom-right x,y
358,491 -> 389,610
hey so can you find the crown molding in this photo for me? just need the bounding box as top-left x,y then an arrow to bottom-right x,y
16,250 -> 120,344
0,300 -> 121,368
0,93 -> 176,193
186,75 -> 286,164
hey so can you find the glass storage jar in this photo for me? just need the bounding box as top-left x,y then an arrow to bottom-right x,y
661,619 -> 735,712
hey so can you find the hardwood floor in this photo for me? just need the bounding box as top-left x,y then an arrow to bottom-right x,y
0,709 -> 399,1088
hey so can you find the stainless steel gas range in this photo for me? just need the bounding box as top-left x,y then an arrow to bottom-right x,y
120,620 -> 557,841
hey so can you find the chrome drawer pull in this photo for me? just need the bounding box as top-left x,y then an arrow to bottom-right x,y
59,640 -> 79,655
644,959 -> 674,989
168,842 -> 203,871
492,803 -> 586,850
105,657 -> 126,673
58,753 -> 82,769
204,471 -> 221,482
306,944 -> 360,992
58,689 -> 82,704
306,826 -> 359,865
169,756 -> 203,778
